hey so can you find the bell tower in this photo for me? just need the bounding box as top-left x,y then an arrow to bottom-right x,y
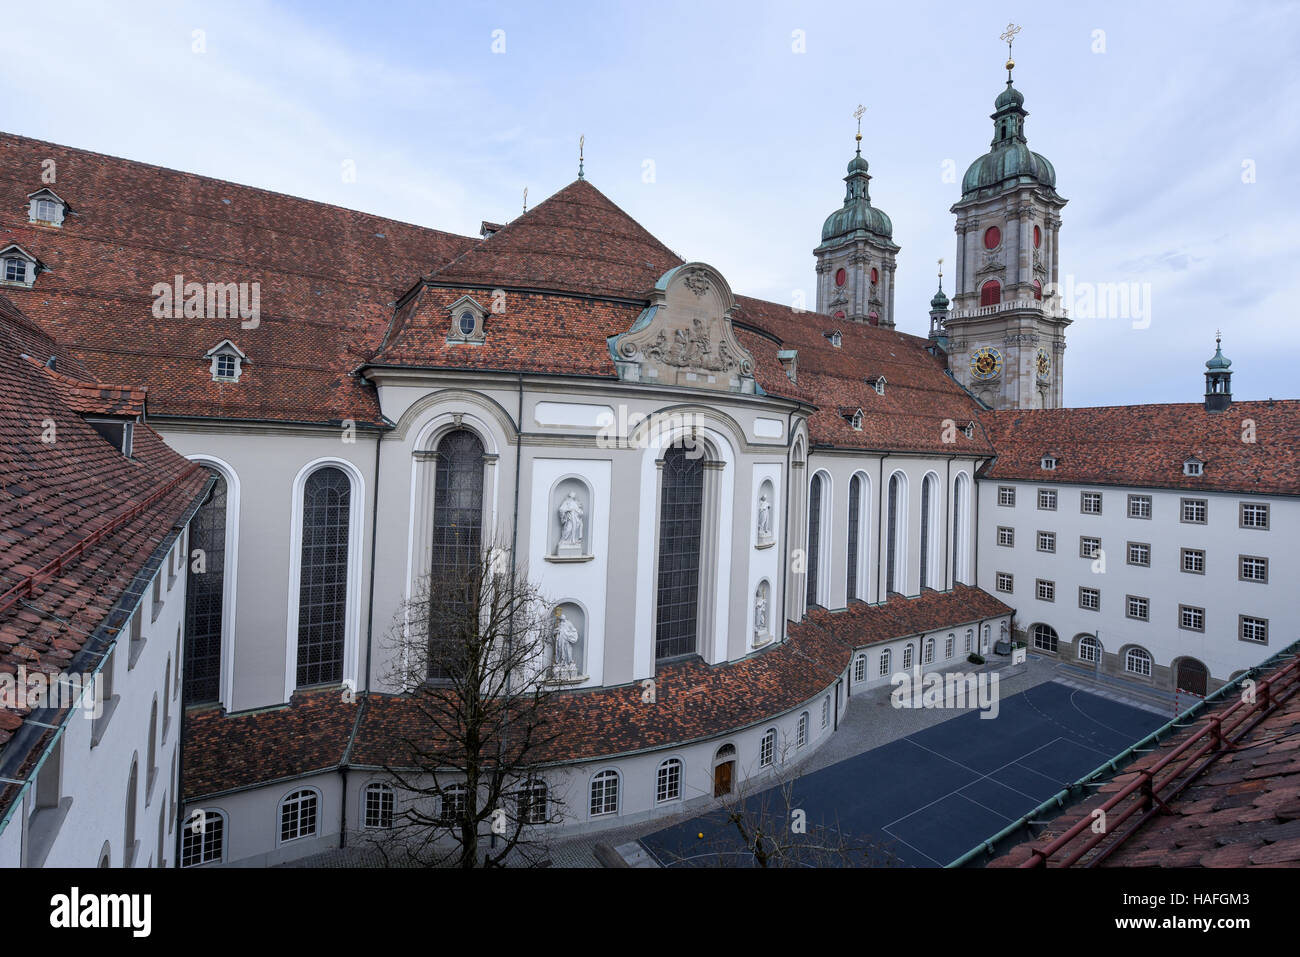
814,106 -> 899,328
945,26 -> 1069,410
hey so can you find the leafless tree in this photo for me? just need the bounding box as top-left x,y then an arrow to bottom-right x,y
372,544 -> 565,868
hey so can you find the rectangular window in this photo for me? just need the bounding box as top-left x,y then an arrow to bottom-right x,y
1239,555 -> 1268,583
1036,579 -> 1055,602
1240,615 -> 1268,645
1127,494 -> 1152,519
1080,491 -> 1102,514
1037,531 -> 1056,553
1037,489 -> 1057,510
995,572 -> 1014,593
997,526 -> 1015,547
854,655 -> 866,682
998,487 -> 1016,507
1179,605 -> 1205,632
1079,586 -> 1100,611
1080,536 -> 1100,559
1127,542 -> 1150,567
1181,548 -> 1206,575
1240,503 -> 1270,529
1126,595 -> 1149,621
1180,498 -> 1207,524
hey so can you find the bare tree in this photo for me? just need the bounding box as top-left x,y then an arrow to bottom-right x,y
373,544 -> 565,868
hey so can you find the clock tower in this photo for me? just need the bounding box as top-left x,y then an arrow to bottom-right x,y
945,30 -> 1069,410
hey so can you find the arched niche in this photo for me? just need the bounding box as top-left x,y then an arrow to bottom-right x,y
755,478 -> 776,548
547,601 -> 587,684
546,475 -> 594,561
753,579 -> 773,647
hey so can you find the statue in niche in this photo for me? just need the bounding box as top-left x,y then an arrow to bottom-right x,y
557,491 -> 584,551
754,590 -> 768,638
757,493 -> 772,540
552,610 -> 580,679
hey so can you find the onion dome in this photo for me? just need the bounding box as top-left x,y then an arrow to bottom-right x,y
1205,334 -> 1232,371
961,74 -> 1057,200
820,136 -> 894,244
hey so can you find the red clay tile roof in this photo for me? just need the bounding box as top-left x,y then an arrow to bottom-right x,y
988,651 -> 1300,868
182,587 -> 1009,798
0,292 -> 211,810
0,131 -> 477,426
979,403 -> 1300,496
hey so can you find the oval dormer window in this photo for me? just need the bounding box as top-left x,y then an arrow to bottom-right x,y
458,312 -> 476,337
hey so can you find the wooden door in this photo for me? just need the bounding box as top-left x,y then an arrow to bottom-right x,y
713,761 -> 734,797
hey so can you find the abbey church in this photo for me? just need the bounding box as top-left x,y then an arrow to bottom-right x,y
0,47 -> 1295,868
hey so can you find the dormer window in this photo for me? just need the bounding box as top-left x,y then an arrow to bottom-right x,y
447,295 -> 487,344
27,188 -> 68,227
851,410 -> 863,431
825,330 -> 842,348
1183,457 -> 1204,477
867,375 -> 886,396
0,245 -> 40,288
86,418 -> 134,457
777,349 -> 797,383
1041,455 -> 1058,471
962,421 -> 975,439
204,340 -> 247,382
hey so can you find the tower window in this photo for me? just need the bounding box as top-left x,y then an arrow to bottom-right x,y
870,267 -> 879,284
834,267 -> 846,287
983,226 -> 1001,250
1034,225 -> 1042,248
834,310 -> 846,320
1033,280 -> 1042,301
655,442 -> 704,660
980,280 -> 1001,306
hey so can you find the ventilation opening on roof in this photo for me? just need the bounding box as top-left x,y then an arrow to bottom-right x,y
86,418 -> 134,457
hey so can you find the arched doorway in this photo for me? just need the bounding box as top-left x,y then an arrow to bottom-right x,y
1175,658 -> 1208,697
713,744 -> 737,797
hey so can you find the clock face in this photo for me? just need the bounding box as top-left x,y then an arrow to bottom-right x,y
1036,348 -> 1051,379
970,347 -> 1002,380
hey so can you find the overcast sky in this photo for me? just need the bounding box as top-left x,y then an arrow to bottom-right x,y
3,0 -> 1297,407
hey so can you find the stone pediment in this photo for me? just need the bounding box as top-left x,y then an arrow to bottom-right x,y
611,262 -> 756,393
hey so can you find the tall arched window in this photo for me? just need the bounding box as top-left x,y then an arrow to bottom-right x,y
147,699 -> 158,786
124,758 -> 138,865
952,475 -> 965,583
919,475 -> 935,590
886,474 -> 900,594
980,280 -> 1001,306
429,429 -> 485,678
296,467 -> 352,687
806,473 -> 824,608
656,442 -> 704,661
847,475 -> 861,600
184,469 -> 227,703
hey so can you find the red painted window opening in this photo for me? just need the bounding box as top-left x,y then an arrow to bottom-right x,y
870,267 -> 879,284
1033,279 -> 1043,301
1034,225 -> 1042,248
980,280 -> 1001,306
867,311 -> 879,326
834,267 -> 846,287
983,226 -> 1001,249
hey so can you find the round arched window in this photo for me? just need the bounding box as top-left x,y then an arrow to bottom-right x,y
1033,279 -> 1043,301
870,267 -> 879,284
834,310 -> 845,319
458,312 -> 476,336
834,267 -> 846,287
867,311 -> 879,326
983,226 -> 1001,250
979,280 -> 1001,306
1033,224 -> 1042,248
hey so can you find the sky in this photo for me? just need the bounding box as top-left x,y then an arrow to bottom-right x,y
2,0 -> 1297,407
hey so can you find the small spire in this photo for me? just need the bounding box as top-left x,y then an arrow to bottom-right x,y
853,104 -> 866,154
578,134 -> 585,181
937,257 -> 944,291
1000,22 -> 1021,83
522,186 -> 528,214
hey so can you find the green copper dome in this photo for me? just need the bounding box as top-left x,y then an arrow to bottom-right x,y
961,80 -> 1057,200
1206,337 -> 1232,371
930,286 -> 949,310
820,146 -> 894,244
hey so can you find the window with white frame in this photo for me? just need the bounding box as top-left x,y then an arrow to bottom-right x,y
998,486 -> 1016,507
923,637 -> 934,664
1127,542 -> 1150,567
1080,536 -> 1100,559
27,190 -> 66,226
997,526 -> 1014,547
215,354 -> 237,380
1125,647 -> 1152,677
518,780 -> 548,824
1031,623 -> 1058,653
995,572 -> 1013,593
902,644 -> 913,669
589,771 -> 619,817
1036,579 -> 1055,602
363,783 -> 394,829
1240,616 -> 1268,645
1037,531 -> 1056,553
878,650 -> 891,678
1183,459 -> 1203,476
1181,498 -> 1207,524
821,696 -> 830,729
1126,595 -> 1150,621
439,784 -> 468,826
1240,503 -> 1269,529
1181,548 -> 1205,574
1239,555 -> 1268,583
1179,605 -> 1205,632
853,654 -> 866,682
1080,491 -> 1102,514
944,635 -> 954,659
1127,494 -> 1152,519
797,713 -> 809,748
1040,456 -> 1057,471
964,630 -> 972,653
1037,489 -> 1057,510
3,255 -> 30,285
759,729 -> 776,767
1079,586 -> 1100,611
655,760 -> 682,804
181,809 -> 225,866
1077,636 -> 1101,664
279,790 -> 318,843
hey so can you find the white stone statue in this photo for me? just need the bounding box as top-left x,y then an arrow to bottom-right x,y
757,493 -> 772,539
558,491 -> 584,550
552,611 -> 580,678
754,590 -> 768,637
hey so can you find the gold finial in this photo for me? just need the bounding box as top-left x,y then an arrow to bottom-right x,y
1000,22 -> 1021,75
522,186 -> 528,213
853,103 -> 866,146
937,257 -> 944,281
578,134 -> 585,180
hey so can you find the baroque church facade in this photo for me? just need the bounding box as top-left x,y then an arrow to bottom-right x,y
0,56 -> 1295,867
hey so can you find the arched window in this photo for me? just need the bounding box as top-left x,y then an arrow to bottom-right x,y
124,758 -> 138,864
438,784 -> 468,826
920,474 -> 938,589
847,474 -> 861,599
759,728 -> 776,767
430,430 -> 485,679
296,466 -> 352,687
1032,623 -> 1059,654
952,474 -> 969,584
147,699 -> 158,786
1125,647 -> 1153,677
854,654 -> 866,682
822,696 -> 831,729
590,771 -> 620,817
181,809 -> 225,866
980,280 -> 1001,306
184,469 -> 227,703
279,788 -> 319,842
162,662 -> 170,740
656,442 -> 704,660
797,712 -> 809,748
806,473 -> 824,607
1077,635 -> 1101,664
924,637 -> 935,664
518,779 -> 548,824
887,474 -> 905,594
1033,279 -> 1043,301
879,648 -> 891,677
98,843 -> 111,868
902,643 -> 914,669
364,783 -> 395,829
656,759 -> 682,804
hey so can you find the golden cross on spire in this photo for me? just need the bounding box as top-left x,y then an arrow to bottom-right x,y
578,134 -> 585,180
522,186 -> 528,213
853,104 -> 866,150
1000,22 -> 1021,75
937,257 -> 944,281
